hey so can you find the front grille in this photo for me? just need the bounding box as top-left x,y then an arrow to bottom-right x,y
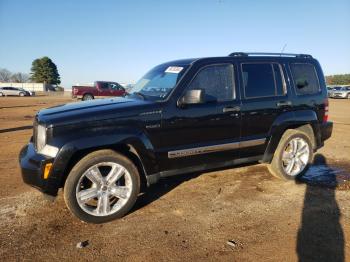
33,118 -> 38,150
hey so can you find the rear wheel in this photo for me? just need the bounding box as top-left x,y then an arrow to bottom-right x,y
0,92 -> 3,97
347,93 -> 350,99
268,129 -> 313,180
82,94 -> 94,101
64,150 -> 140,223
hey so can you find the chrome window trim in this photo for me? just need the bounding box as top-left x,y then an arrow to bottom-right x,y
168,138 -> 266,159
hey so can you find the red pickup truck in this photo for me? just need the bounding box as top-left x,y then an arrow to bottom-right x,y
72,81 -> 127,101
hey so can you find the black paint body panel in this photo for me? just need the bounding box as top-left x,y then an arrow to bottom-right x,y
19,55 -> 332,196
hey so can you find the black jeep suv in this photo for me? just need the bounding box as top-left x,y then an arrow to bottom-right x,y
19,52 -> 332,223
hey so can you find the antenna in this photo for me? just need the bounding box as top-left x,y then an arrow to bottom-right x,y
280,44 -> 287,56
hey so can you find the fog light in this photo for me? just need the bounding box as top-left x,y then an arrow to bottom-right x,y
44,163 -> 53,179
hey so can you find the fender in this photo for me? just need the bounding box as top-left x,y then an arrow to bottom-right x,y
262,110 -> 320,163
49,128 -> 158,190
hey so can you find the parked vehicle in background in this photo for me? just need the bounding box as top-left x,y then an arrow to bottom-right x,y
0,87 -> 31,97
327,86 -> 333,97
72,81 -> 127,101
19,88 -> 35,96
328,86 -> 350,99
20,52 -> 332,223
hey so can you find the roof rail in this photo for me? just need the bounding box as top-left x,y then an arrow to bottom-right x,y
228,52 -> 312,58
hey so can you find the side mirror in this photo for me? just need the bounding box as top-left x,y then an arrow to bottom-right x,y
178,89 -> 205,107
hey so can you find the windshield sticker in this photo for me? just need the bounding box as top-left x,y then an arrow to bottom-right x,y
165,66 -> 183,74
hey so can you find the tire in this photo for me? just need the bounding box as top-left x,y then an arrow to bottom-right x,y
64,149 -> 140,223
268,129 -> 313,180
347,93 -> 350,99
19,92 -> 25,97
82,94 -> 94,101
0,92 -> 3,97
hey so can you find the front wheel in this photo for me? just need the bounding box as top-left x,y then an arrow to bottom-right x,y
0,92 -> 3,97
268,129 -> 313,180
64,150 -> 140,223
19,92 -> 25,97
347,93 -> 350,99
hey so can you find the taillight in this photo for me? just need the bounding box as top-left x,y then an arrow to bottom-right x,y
73,88 -> 78,95
323,98 -> 329,122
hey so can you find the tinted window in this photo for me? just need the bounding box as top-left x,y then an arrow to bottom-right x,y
273,64 -> 286,96
189,64 -> 235,101
242,63 -> 275,98
290,63 -> 320,95
100,83 -> 109,89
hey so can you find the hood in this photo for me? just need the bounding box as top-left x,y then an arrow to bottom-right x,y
37,97 -> 155,126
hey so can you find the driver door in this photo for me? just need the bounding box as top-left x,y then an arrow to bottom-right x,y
160,63 -> 241,171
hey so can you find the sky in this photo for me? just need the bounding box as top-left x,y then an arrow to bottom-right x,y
0,0 -> 349,89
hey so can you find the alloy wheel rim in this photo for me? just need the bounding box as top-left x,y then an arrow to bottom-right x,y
281,137 -> 310,177
75,162 -> 133,217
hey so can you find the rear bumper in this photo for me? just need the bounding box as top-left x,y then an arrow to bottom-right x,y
19,143 -> 59,196
320,121 -> 333,142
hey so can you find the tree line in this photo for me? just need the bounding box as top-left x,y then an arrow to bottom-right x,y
325,74 -> 350,85
0,68 -> 30,83
0,56 -> 61,85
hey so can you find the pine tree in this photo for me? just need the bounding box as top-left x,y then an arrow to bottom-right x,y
30,57 -> 61,85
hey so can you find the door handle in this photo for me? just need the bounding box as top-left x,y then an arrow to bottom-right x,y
276,101 -> 292,107
223,106 -> 241,113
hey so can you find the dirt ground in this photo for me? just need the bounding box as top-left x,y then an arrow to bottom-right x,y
0,96 -> 349,261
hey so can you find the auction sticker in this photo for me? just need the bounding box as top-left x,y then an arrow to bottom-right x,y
165,66 -> 183,74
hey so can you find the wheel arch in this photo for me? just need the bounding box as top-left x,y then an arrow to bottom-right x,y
261,110 -> 319,163
83,93 -> 94,99
52,134 -> 157,191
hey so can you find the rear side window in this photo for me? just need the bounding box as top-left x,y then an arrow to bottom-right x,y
273,64 -> 286,96
242,63 -> 276,98
290,63 -> 320,95
189,64 -> 235,101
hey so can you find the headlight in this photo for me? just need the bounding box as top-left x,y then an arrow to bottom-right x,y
35,124 -> 59,158
36,124 -> 46,152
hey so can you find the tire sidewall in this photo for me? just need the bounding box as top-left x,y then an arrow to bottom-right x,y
83,94 -> 93,101
274,132 -> 313,180
64,151 -> 140,223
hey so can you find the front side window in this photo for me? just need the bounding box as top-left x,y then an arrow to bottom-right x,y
188,64 -> 235,101
290,63 -> 320,95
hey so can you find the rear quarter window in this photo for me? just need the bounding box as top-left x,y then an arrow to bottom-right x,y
290,63 -> 320,95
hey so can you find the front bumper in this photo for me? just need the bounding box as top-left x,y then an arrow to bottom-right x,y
332,93 -> 347,98
320,121 -> 333,142
19,143 -> 59,196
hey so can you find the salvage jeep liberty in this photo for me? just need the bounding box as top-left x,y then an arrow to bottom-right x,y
19,52 -> 333,223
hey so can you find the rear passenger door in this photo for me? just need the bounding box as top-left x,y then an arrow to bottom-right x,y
239,62 -> 289,158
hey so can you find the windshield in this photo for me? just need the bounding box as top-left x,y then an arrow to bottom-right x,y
129,63 -> 188,100
333,87 -> 343,90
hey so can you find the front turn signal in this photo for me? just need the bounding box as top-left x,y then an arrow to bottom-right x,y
44,163 -> 53,179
